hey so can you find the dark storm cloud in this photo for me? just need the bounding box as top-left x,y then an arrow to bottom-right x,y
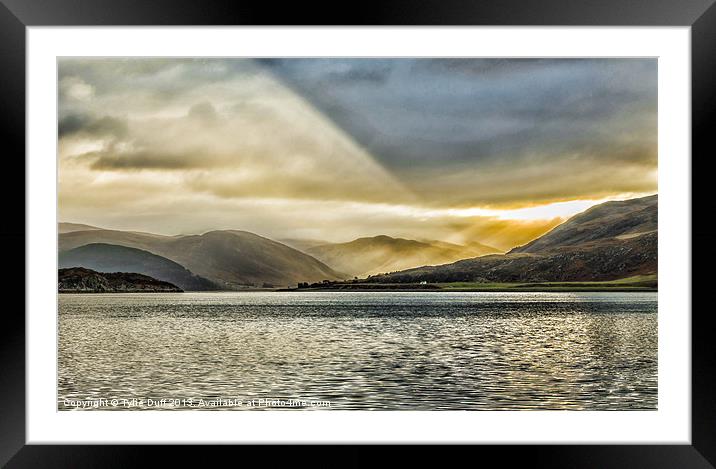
88,149 -> 203,171
58,113 -> 129,139
260,58 -> 657,179
58,58 -> 657,187
256,58 -> 393,84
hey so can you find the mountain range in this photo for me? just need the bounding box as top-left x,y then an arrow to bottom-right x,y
58,195 -> 657,290
58,227 -> 501,290
59,228 -> 344,289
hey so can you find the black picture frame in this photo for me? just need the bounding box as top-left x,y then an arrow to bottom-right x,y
2,0 -> 713,466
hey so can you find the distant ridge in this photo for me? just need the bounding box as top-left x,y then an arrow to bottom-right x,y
58,222 -> 103,234
306,235 -> 501,277
279,238 -> 332,253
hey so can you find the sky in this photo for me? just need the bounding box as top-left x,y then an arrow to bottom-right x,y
58,58 -> 657,250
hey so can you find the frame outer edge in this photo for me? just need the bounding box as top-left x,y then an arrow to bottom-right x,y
4,0 -> 714,466
1,0 -> 716,25
692,1 -> 716,466
0,1 -> 27,468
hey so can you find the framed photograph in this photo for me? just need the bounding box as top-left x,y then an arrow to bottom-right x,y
4,0 -> 714,466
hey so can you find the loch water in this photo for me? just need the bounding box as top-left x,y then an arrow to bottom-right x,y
58,291 -> 657,410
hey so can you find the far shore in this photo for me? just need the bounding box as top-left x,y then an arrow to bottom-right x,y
276,285 -> 657,293
60,286 -> 657,294
59,276 -> 658,294
277,276 -> 658,293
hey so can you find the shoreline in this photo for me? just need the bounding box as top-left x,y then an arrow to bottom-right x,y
60,278 -> 658,294
59,287 -> 658,294
277,287 -> 657,293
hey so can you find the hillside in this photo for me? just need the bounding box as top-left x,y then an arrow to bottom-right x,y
59,243 -> 217,291
153,230 -> 345,288
510,194 -> 657,254
58,227 -> 170,252
306,235 -> 501,277
59,227 -> 345,289
58,222 -> 103,234
370,195 -> 657,284
58,267 -> 182,293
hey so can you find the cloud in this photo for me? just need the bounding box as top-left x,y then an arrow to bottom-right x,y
58,58 -> 657,247
265,58 -> 657,205
58,114 -> 129,139
401,145 -> 657,208
59,59 -> 414,207
187,101 -> 219,124
59,76 -> 95,101
89,149 -> 203,170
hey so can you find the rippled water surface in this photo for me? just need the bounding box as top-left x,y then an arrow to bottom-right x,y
58,291 -> 657,410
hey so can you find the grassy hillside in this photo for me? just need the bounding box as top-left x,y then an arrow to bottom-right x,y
510,194 -> 657,253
